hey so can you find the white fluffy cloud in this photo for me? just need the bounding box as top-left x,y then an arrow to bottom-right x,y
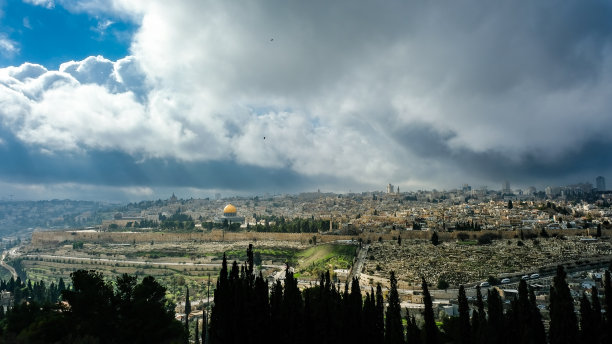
0,35 -> 18,56
3,0 -> 612,192
22,0 -> 55,9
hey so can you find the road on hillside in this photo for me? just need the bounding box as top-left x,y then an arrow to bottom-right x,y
348,243 -> 369,281
22,253 -> 285,270
1,250 -> 18,279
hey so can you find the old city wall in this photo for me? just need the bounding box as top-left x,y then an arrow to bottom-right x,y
31,230 -> 356,246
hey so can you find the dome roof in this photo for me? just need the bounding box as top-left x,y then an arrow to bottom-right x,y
223,204 -> 237,214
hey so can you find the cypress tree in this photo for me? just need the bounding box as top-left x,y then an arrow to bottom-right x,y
516,279 -> 532,343
281,270 -> 303,344
58,277 -> 66,293
340,281 -> 351,341
209,253 -> 229,344
486,288 -> 504,344
549,265 -> 578,344
252,272 -> 270,343
184,286 -> 191,341
528,286 -> 546,344
269,280 -> 283,336
406,314 -> 422,344
375,284 -> 385,343
349,277 -> 363,344
246,243 -> 255,282
471,286 -> 486,344
457,285 -> 471,344
579,292 -> 594,344
363,289 -> 376,343
385,271 -> 404,344
431,232 -> 440,246
422,277 -> 438,344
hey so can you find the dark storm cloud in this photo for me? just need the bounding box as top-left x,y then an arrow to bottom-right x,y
392,122 -> 612,186
0,126 -> 337,192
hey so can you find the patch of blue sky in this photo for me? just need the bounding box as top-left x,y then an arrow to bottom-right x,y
0,0 -> 137,69
247,105 -> 321,129
248,105 -> 295,116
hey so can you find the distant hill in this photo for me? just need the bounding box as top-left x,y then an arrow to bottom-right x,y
0,200 -> 119,237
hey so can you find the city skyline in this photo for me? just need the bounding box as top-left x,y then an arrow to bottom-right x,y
1,1 -> 612,201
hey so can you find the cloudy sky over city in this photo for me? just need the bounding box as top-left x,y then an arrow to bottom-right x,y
1,0 -> 612,201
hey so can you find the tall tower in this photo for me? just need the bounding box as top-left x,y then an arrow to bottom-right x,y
502,181 -> 511,194
596,176 -> 606,191
387,183 -> 394,194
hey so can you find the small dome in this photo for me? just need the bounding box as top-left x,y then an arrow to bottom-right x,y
223,204 -> 237,214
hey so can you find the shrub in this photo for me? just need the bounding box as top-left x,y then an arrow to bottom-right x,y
477,233 -> 500,245
457,233 -> 470,241
437,279 -> 449,290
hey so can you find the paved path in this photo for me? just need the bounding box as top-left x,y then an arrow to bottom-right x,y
0,250 -> 18,279
24,253 -> 284,270
348,244 -> 369,282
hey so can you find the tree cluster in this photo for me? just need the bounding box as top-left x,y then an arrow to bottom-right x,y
0,270 -> 184,343
454,221 -> 482,231
0,276 -> 66,307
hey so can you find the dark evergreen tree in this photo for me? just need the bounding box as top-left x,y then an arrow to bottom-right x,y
508,200 -> 513,209
252,271 -> 271,342
486,288 -> 504,344
406,314 -> 422,344
58,277 -> 66,295
579,292 -> 595,344
385,271 -> 404,344
431,232 -> 440,246
457,285 -> 471,344
422,277 -> 438,344
471,286 -> 486,344
280,269 -> 303,344
348,277 -> 363,344
363,289 -> 376,343
549,265 -> 578,344
184,286 -> 191,338
375,284 -> 385,343
209,253 -> 229,344
512,279 -> 545,344
528,286 -> 546,344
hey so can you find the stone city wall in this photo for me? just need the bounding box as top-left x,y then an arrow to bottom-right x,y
31,230 -> 355,246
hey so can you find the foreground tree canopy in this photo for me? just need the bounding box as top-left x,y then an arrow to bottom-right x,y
0,270 -> 185,343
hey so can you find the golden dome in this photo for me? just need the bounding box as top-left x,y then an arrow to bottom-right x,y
223,204 -> 237,214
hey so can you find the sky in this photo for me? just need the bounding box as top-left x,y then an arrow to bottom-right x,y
1,0 -> 612,201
